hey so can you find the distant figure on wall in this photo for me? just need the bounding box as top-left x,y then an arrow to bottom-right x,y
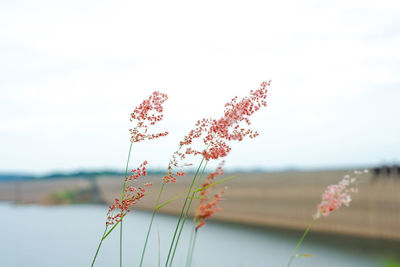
373,164 -> 400,180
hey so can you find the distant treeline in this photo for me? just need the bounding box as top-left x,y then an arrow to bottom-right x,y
0,174 -> 34,182
0,169 -> 192,182
0,170 -> 164,182
0,167 -> 309,182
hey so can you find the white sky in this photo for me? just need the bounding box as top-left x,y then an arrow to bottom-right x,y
1,0 -> 399,174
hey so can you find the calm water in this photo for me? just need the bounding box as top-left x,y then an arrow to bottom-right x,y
0,203 -> 396,267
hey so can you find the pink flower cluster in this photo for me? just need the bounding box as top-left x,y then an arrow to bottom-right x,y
163,170 -> 186,184
163,81 -> 270,183
195,162 -> 226,231
106,91 -> 168,225
129,91 -> 169,143
314,169 -> 368,219
106,161 -> 152,225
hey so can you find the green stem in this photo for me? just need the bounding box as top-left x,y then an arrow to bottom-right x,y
121,142 -> 134,199
185,216 -> 199,267
140,144 -> 185,266
120,221 -> 123,267
187,231 -> 198,267
120,142 -> 134,267
156,188 -> 190,210
91,141 -> 133,267
139,183 -> 166,267
91,226 -> 108,267
169,160 -> 208,267
165,157 -> 205,267
91,211 -> 128,266
185,223 -> 196,267
287,217 -> 317,267
157,222 -> 161,267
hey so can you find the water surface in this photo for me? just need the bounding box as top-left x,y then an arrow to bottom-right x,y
0,203 -> 396,267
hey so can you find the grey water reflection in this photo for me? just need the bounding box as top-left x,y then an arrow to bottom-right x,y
1,203 -> 397,267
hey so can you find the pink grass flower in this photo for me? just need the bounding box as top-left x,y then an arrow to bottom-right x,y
195,162 -> 226,231
163,81 -> 270,183
129,91 -> 169,143
106,161 -> 152,226
314,169 -> 368,219
195,81 -> 270,161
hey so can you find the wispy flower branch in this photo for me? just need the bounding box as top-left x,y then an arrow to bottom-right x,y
91,91 -> 169,267
287,169 -> 368,267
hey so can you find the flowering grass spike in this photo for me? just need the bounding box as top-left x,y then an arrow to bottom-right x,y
130,91 -> 169,143
106,161 -> 151,226
314,170 -> 365,218
91,91 -> 169,267
163,81 -> 271,184
195,162 -> 226,231
164,82 -> 270,267
287,169 -> 368,267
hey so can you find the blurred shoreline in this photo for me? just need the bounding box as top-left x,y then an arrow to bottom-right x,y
1,169 -> 400,242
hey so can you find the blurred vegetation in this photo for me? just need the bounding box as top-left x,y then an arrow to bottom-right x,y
383,259 -> 400,267
44,188 -> 105,205
43,170 -> 127,179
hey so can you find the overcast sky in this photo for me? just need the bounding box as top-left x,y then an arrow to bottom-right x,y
1,0 -> 399,174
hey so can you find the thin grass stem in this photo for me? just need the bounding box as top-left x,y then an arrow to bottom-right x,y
157,221 -> 161,267
185,219 -> 198,267
120,142 -> 134,267
91,226 -> 108,267
164,157 -> 205,267
185,175 -> 235,266
139,183 -> 166,266
140,144 -> 189,266
287,217 -> 317,267
185,199 -> 202,267
120,221 -> 123,267
169,160 -> 208,267
156,188 -> 190,210
91,142 -> 133,267
187,231 -> 198,267
90,211 -> 127,266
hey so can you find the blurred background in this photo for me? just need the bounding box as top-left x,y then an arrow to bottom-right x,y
1,0 -> 399,266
